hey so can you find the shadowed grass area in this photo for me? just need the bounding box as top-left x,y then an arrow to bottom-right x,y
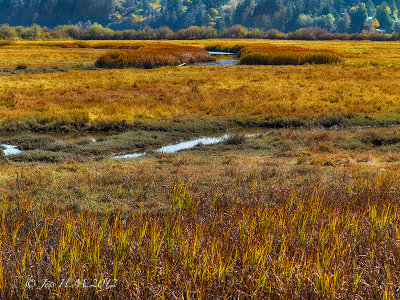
95,44 -> 214,69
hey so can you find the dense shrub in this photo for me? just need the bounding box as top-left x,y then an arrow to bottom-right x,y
19,24 -> 43,40
0,24 -> 18,40
175,26 -> 217,39
265,29 -> 286,39
221,25 -> 248,38
83,23 -> 114,40
55,25 -> 83,39
15,64 -> 28,70
1,23 -> 400,41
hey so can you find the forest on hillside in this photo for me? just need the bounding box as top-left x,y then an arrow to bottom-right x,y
0,0 -> 399,33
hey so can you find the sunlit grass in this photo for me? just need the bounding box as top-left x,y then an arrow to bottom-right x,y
1,172 -> 400,298
95,43 -> 214,69
239,51 -> 341,65
206,43 -> 342,65
0,64 -> 400,131
0,38 -> 399,299
0,39 -> 398,131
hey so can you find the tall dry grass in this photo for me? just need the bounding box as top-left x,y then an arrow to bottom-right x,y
95,44 -> 214,69
206,43 -> 342,65
1,173 -> 400,298
240,44 -> 342,65
1,63 -> 398,131
240,51 -> 341,65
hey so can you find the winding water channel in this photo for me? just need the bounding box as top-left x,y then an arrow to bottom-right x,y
1,131 -> 260,158
113,133 -> 258,159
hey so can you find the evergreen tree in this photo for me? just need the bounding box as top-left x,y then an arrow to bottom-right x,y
348,3 -> 368,32
162,0 -> 184,29
375,5 -> 395,29
336,9 -> 350,32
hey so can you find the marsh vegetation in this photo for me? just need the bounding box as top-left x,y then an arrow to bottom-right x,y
0,39 -> 399,299
206,43 -> 342,65
3,172 -> 400,299
95,43 -> 215,69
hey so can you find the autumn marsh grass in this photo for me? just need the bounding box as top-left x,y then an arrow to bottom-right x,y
239,51 -> 341,65
1,39 -> 399,132
206,43 -> 342,65
1,170 -> 400,299
0,39 -> 400,298
95,43 -> 214,69
0,126 -> 399,297
0,64 -> 399,132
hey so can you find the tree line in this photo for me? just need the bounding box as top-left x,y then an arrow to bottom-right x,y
0,0 -> 400,34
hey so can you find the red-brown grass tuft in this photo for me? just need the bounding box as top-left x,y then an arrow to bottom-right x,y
206,43 -> 342,65
95,43 -> 215,69
240,45 -> 341,65
239,44 -> 342,65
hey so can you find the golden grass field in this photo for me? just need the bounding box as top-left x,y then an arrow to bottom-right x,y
1,39 -> 400,132
1,39 -> 400,299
